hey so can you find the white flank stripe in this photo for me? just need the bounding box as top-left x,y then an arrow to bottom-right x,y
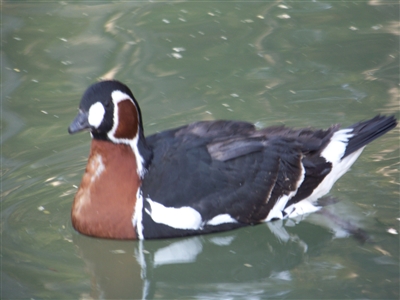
304,147 -> 364,203
321,128 -> 353,163
145,198 -> 202,230
265,160 -> 306,222
132,189 -> 144,240
280,129 -> 363,218
265,194 -> 290,221
207,214 -> 237,226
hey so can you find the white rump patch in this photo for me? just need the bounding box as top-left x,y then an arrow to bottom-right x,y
88,102 -> 105,128
206,214 -> 237,226
145,198 -> 202,230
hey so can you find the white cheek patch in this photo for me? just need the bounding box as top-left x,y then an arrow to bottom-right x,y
88,102 -> 105,128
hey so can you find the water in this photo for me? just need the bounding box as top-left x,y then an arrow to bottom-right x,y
2,1 -> 399,299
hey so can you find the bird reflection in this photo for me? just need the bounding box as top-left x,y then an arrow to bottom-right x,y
73,205 -> 367,300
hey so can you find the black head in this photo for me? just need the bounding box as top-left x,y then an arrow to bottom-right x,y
68,80 -> 144,143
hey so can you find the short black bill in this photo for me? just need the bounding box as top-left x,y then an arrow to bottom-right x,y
68,110 -> 90,134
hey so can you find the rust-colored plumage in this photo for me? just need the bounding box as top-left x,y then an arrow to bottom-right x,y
114,100 -> 139,139
72,139 -> 140,239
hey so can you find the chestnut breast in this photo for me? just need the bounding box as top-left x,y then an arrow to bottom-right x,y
72,139 -> 140,239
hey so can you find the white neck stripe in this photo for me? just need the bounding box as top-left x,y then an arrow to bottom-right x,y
108,90 -> 146,177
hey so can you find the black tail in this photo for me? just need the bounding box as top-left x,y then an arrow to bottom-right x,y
343,115 -> 397,158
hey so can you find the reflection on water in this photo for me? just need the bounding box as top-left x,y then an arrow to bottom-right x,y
74,220 -> 330,299
71,205 -> 387,299
2,1 -> 399,299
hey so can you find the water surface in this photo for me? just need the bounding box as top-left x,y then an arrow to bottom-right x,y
2,1 -> 399,299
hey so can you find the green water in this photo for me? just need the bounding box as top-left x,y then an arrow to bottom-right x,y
2,1 -> 399,299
